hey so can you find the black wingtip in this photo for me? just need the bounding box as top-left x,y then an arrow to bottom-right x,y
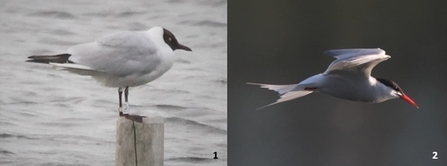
25,59 -> 49,64
26,53 -> 72,64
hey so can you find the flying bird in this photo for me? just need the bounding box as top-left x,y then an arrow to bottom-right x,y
27,27 -> 192,120
248,48 -> 418,109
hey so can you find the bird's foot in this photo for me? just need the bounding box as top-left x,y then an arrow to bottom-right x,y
118,107 -> 124,116
118,102 -> 130,115
121,114 -> 145,123
118,103 -> 143,122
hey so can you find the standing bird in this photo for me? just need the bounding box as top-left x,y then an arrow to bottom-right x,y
249,48 -> 418,109
27,27 -> 192,120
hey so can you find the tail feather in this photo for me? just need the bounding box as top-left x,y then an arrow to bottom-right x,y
26,53 -> 72,64
248,82 -> 314,109
256,91 -> 313,110
247,82 -> 297,95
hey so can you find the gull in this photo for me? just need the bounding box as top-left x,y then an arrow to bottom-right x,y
27,26 -> 192,120
249,48 -> 418,109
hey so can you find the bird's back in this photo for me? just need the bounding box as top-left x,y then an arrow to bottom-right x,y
318,72 -> 387,103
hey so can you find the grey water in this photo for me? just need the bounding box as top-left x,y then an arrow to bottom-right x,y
0,0 -> 227,165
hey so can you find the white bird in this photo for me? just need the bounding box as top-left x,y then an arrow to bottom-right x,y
249,48 -> 419,109
27,27 -> 192,120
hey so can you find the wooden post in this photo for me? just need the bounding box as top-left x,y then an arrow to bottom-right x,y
116,116 -> 164,166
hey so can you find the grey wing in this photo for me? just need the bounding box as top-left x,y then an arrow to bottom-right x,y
67,31 -> 161,76
323,48 -> 390,76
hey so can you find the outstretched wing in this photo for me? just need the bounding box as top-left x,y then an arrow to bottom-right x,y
324,48 -> 390,76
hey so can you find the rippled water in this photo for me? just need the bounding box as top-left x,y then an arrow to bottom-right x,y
0,0 -> 227,165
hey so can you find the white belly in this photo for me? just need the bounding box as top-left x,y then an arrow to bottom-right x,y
91,55 -> 175,87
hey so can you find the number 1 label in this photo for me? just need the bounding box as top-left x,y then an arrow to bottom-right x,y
213,152 -> 218,159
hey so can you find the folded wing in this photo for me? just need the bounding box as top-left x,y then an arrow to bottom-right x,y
67,31 -> 162,77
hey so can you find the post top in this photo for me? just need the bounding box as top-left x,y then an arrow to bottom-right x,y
117,115 -> 164,124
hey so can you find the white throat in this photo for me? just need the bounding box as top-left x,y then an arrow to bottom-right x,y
371,77 -> 399,103
145,27 -> 172,52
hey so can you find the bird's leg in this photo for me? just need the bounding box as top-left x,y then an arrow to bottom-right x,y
123,86 -> 129,115
121,86 -> 144,122
118,87 -> 124,116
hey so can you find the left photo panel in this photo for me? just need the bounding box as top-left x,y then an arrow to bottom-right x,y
0,0 -> 227,165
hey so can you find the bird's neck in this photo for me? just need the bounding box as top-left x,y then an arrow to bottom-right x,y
370,77 -> 398,102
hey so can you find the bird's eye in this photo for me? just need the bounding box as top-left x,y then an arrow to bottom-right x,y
168,37 -> 173,42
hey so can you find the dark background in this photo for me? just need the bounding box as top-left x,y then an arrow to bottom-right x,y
229,0 -> 447,166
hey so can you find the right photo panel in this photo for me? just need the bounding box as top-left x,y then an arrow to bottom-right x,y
229,0 -> 447,166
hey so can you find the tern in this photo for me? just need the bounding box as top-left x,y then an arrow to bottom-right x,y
249,48 -> 419,109
27,27 -> 192,121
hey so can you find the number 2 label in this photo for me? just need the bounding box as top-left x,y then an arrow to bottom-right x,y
432,151 -> 438,160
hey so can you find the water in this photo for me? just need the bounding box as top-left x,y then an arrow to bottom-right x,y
0,0 -> 227,165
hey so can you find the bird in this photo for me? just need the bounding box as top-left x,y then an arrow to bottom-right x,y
27,26 -> 192,121
248,48 -> 419,110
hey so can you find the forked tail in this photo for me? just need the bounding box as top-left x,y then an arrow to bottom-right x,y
247,82 -> 315,109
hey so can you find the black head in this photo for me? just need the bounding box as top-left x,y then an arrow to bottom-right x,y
162,28 -> 192,52
376,78 -> 404,94
377,78 -> 419,108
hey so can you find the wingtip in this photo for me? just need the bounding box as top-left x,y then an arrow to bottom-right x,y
26,55 -> 36,62
255,101 -> 281,110
256,104 -> 273,110
247,82 -> 261,85
25,58 -> 49,64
